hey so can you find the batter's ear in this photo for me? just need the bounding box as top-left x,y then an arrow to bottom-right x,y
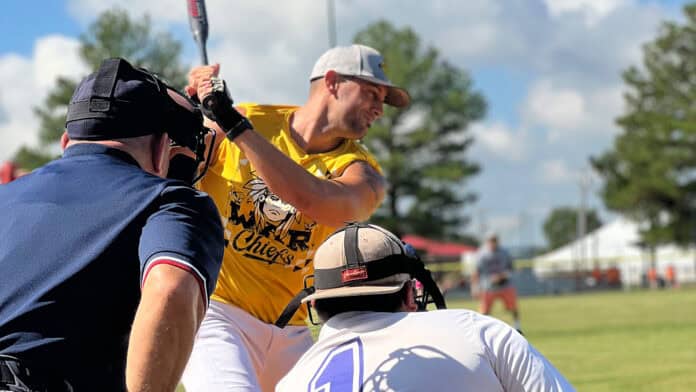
324,70 -> 340,95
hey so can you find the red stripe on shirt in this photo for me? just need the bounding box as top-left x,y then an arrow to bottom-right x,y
142,259 -> 207,308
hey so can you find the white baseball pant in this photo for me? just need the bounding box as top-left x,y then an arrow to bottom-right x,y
181,299 -> 313,392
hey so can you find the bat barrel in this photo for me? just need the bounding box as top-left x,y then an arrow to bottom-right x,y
188,0 -> 210,65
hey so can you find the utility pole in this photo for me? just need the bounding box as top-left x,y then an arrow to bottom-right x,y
519,211 -> 528,251
576,170 -> 592,290
477,208 -> 488,244
327,0 -> 337,48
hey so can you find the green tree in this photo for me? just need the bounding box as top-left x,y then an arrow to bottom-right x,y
14,8 -> 187,169
354,21 -> 486,239
543,207 -> 602,250
591,4 -> 696,253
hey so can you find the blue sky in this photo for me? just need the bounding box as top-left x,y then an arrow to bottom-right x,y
0,0 -> 690,247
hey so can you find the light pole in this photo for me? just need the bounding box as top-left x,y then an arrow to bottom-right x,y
576,169 -> 592,290
327,0 -> 337,48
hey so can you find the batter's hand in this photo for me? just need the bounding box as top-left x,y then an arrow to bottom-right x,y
490,272 -> 510,285
185,63 -> 220,101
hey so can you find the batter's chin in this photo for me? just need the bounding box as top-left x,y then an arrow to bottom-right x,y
348,125 -> 370,140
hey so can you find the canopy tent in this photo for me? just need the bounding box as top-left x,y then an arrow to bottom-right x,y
401,234 -> 475,259
533,217 -> 696,285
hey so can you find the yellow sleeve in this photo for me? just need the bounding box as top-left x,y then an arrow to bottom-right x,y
328,141 -> 383,178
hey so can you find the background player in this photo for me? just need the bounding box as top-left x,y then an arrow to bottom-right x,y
471,232 -> 522,332
276,223 -> 574,391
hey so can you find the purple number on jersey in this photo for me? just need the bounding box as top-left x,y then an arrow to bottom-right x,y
309,338 -> 364,392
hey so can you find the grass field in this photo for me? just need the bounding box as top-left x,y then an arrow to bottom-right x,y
178,287 -> 696,391
448,288 -> 696,392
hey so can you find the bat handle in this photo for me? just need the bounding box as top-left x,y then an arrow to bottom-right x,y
197,39 -> 209,65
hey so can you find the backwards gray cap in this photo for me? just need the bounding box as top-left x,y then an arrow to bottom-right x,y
310,44 -> 411,108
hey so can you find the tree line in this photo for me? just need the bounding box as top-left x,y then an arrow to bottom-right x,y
14,4 -> 696,252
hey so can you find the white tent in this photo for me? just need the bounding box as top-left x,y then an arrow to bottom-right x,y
533,218 -> 696,286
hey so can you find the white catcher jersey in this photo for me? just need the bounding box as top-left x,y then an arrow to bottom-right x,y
276,309 -> 574,392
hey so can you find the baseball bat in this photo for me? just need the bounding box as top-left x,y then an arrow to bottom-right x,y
169,0 -> 210,183
187,0 -> 209,65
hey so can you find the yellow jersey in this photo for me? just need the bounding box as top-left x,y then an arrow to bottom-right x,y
199,103 -> 382,326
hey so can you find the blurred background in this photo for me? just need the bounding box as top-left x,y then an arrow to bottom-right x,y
2,1 -> 696,390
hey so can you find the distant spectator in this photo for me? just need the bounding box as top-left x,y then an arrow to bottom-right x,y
606,265 -> 621,288
647,266 -> 658,289
471,232 -> 521,333
591,264 -> 602,287
665,264 -> 677,289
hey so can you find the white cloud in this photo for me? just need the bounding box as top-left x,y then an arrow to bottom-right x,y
418,0 -> 666,91
523,79 -> 586,134
63,0 -> 664,109
487,214 -> 523,239
431,2 -> 503,59
537,159 -> 578,184
33,35 -> 88,90
471,122 -> 527,161
586,84 -> 624,132
522,78 -> 624,142
0,54 -> 36,162
544,0 -> 629,25
68,0 -> 327,105
67,0 -> 185,24
68,0 -> 326,43
0,36 -> 85,162
210,38 -> 309,105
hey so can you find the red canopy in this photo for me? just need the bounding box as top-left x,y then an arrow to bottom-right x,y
401,234 -> 476,258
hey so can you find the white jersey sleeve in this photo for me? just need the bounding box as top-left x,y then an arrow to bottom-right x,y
478,315 -> 575,391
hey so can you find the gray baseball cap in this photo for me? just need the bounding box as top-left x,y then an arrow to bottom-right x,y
310,44 -> 411,108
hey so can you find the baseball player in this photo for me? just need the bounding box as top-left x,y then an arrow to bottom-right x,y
0,58 -> 224,391
471,232 -> 522,332
276,223 -> 575,391
181,44 -> 409,391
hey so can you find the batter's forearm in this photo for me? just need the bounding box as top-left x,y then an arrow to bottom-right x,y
232,129 -> 379,225
234,129 -> 320,203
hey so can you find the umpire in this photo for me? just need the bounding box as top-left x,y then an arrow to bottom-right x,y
0,58 -> 224,391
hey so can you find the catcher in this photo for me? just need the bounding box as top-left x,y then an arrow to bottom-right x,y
277,223 -> 574,391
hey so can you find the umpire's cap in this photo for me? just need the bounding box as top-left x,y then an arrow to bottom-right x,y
65,58 -> 202,148
302,223 -> 415,302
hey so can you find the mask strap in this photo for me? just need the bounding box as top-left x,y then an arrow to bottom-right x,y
90,58 -> 121,105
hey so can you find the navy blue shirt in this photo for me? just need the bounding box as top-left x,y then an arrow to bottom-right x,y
0,144 -> 223,391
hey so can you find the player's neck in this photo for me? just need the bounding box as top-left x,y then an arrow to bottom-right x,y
290,106 -> 344,154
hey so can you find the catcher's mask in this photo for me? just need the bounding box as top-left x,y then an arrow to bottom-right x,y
275,222 -> 446,328
65,58 -> 214,184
